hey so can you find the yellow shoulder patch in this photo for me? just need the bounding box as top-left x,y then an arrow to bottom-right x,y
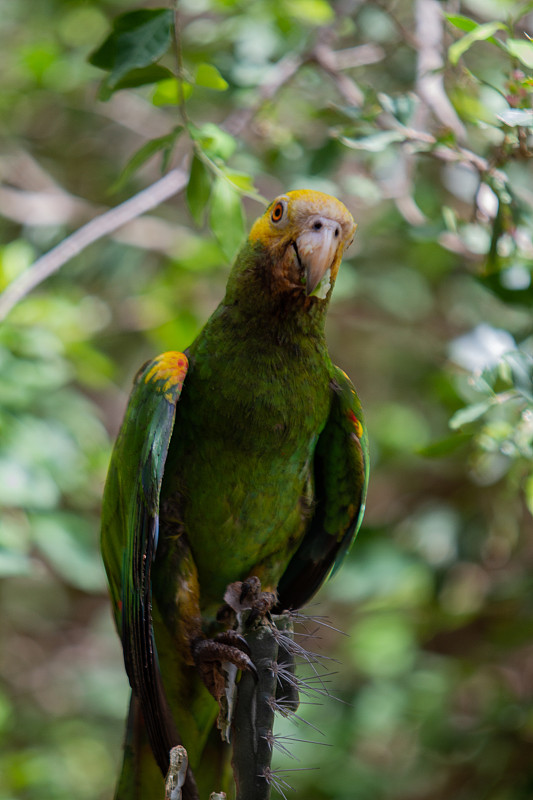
144,351 -> 188,402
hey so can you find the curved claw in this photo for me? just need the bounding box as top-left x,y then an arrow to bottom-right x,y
213,630 -> 252,658
192,636 -> 258,699
244,658 -> 258,683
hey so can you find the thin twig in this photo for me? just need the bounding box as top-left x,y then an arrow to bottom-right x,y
415,0 -> 466,140
373,0 -> 420,49
312,41 -> 365,107
334,43 -> 385,70
0,168 -> 187,321
0,12 -> 509,321
172,3 -> 192,132
0,42 -> 306,320
383,0 -> 468,224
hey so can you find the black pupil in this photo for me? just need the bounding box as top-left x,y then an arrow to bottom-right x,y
274,206 -> 281,218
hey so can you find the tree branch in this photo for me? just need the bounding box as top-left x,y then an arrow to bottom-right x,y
415,0 -> 466,140
0,13 -> 505,323
312,41 -> 365,107
0,44 -> 311,321
0,167 -> 187,322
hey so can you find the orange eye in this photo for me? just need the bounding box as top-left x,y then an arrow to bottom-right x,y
271,202 -> 284,223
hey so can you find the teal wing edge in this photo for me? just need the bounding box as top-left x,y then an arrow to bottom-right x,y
276,366 -> 369,611
101,351 -> 190,780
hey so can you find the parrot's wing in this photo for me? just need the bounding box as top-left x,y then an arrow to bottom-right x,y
276,367 -> 369,611
101,351 -> 189,777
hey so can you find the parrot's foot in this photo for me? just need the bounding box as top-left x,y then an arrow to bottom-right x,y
220,576 -> 277,625
192,631 -> 258,701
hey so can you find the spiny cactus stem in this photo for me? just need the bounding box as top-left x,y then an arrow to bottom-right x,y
231,612 -> 293,800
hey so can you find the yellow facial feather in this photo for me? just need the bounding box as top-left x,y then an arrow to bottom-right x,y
248,190 -> 356,285
249,190 -> 356,248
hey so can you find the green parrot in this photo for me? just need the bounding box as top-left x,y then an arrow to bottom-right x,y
101,189 -> 369,799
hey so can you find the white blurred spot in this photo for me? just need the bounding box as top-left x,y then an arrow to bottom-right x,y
409,507 -> 458,567
442,162 -> 479,203
449,324 -> 516,372
501,265 -> 531,290
476,183 -> 499,219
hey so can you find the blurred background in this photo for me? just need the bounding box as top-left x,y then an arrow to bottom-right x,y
0,0 -> 532,798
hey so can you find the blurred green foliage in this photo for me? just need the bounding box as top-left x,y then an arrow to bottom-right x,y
0,0 -> 532,798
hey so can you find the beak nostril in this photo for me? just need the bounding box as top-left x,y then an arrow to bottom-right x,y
335,227 -> 339,238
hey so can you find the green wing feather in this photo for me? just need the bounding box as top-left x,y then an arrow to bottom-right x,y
101,351 -> 193,785
276,366 -> 369,610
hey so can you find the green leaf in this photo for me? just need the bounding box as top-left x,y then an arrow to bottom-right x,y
98,64 -> 173,100
89,9 -> 173,90
339,130 -> 407,152
284,0 -> 334,24
445,14 -> 479,33
497,108 -> 533,127
209,178 -> 245,261
449,401 -> 493,429
195,62 -> 229,91
21,43 -> 61,81
0,240 -> 34,288
223,169 -> 255,192
191,122 -> 237,161
448,22 -> 507,65
111,128 -> 182,193
152,77 -> 193,106
506,38 -> 533,68
378,92 -> 417,126
187,155 -> 212,225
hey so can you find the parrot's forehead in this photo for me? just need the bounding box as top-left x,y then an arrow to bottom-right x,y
250,189 -> 355,245
283,190 -> 354,228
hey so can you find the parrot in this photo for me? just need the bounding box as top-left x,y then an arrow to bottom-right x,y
101,189 -> 369,800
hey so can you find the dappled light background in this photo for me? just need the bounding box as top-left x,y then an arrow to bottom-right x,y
1,0 -> 532,798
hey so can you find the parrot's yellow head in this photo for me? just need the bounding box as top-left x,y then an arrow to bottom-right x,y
249,190 -> 356,300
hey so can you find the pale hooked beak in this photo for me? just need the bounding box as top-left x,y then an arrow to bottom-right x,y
295,216 -> 343,296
